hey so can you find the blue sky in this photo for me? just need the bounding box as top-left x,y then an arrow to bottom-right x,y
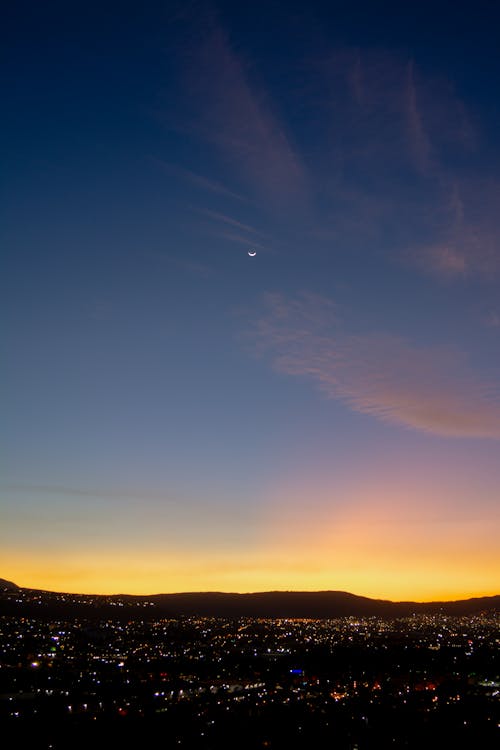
2,0 -> 500,597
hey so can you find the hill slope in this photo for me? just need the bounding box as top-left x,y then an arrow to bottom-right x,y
0,583 -> 499,620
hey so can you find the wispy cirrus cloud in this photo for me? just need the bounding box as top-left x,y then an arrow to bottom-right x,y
213,231 -> 265,249
151,158 -> 248,202
412,178 -> 500,279
417,243 -> 467,277
168,31 -> 500,280
181,21 -> 307,210
196,208 -> 268,252
405,62 -> 432,174
252,293 -> 500,439
315,49 -> 471,180
299,49 -> 481,257
1,483 -> 177,501
197,209 -> 266,237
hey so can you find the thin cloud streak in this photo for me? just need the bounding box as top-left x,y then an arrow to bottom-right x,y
418,244 -> 467,277
405,62 -> 432,173
170,39 -> 500,278
198,209 -> 266,237
306,49 -> 484,263
152,158 -> 248,202
183,22 -> 308,209
411,179 -> 500,279
214,231 -> 265,249
252,293 -> 500,439
2,483 -> 177,502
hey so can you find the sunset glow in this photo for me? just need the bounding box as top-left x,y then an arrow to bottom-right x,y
3,2 -> 500,603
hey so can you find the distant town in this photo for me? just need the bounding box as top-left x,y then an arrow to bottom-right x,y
1,582 -> 499,748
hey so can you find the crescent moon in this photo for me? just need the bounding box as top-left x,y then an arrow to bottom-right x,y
248,250 -> 257,257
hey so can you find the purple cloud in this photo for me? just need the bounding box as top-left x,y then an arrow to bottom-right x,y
252,293 -> 500,439
411,178 -> 500,279
181,23 -> 307,209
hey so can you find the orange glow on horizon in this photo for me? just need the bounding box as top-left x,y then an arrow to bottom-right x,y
2,547 -> 498,602
3,465 -> 498,602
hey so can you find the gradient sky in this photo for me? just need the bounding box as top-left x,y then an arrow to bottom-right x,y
3,0 -> 500,600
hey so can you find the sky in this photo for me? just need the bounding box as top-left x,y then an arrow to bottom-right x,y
2,0 -> 500,600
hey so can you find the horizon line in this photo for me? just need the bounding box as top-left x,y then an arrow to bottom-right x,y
4,581 -> 499,605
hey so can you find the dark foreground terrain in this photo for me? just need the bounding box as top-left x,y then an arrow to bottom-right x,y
1,578 -> 499,620
1,587 -> 498,749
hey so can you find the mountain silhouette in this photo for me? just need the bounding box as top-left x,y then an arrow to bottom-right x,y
0,578 -> 19,591
0,581 -> 498,620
